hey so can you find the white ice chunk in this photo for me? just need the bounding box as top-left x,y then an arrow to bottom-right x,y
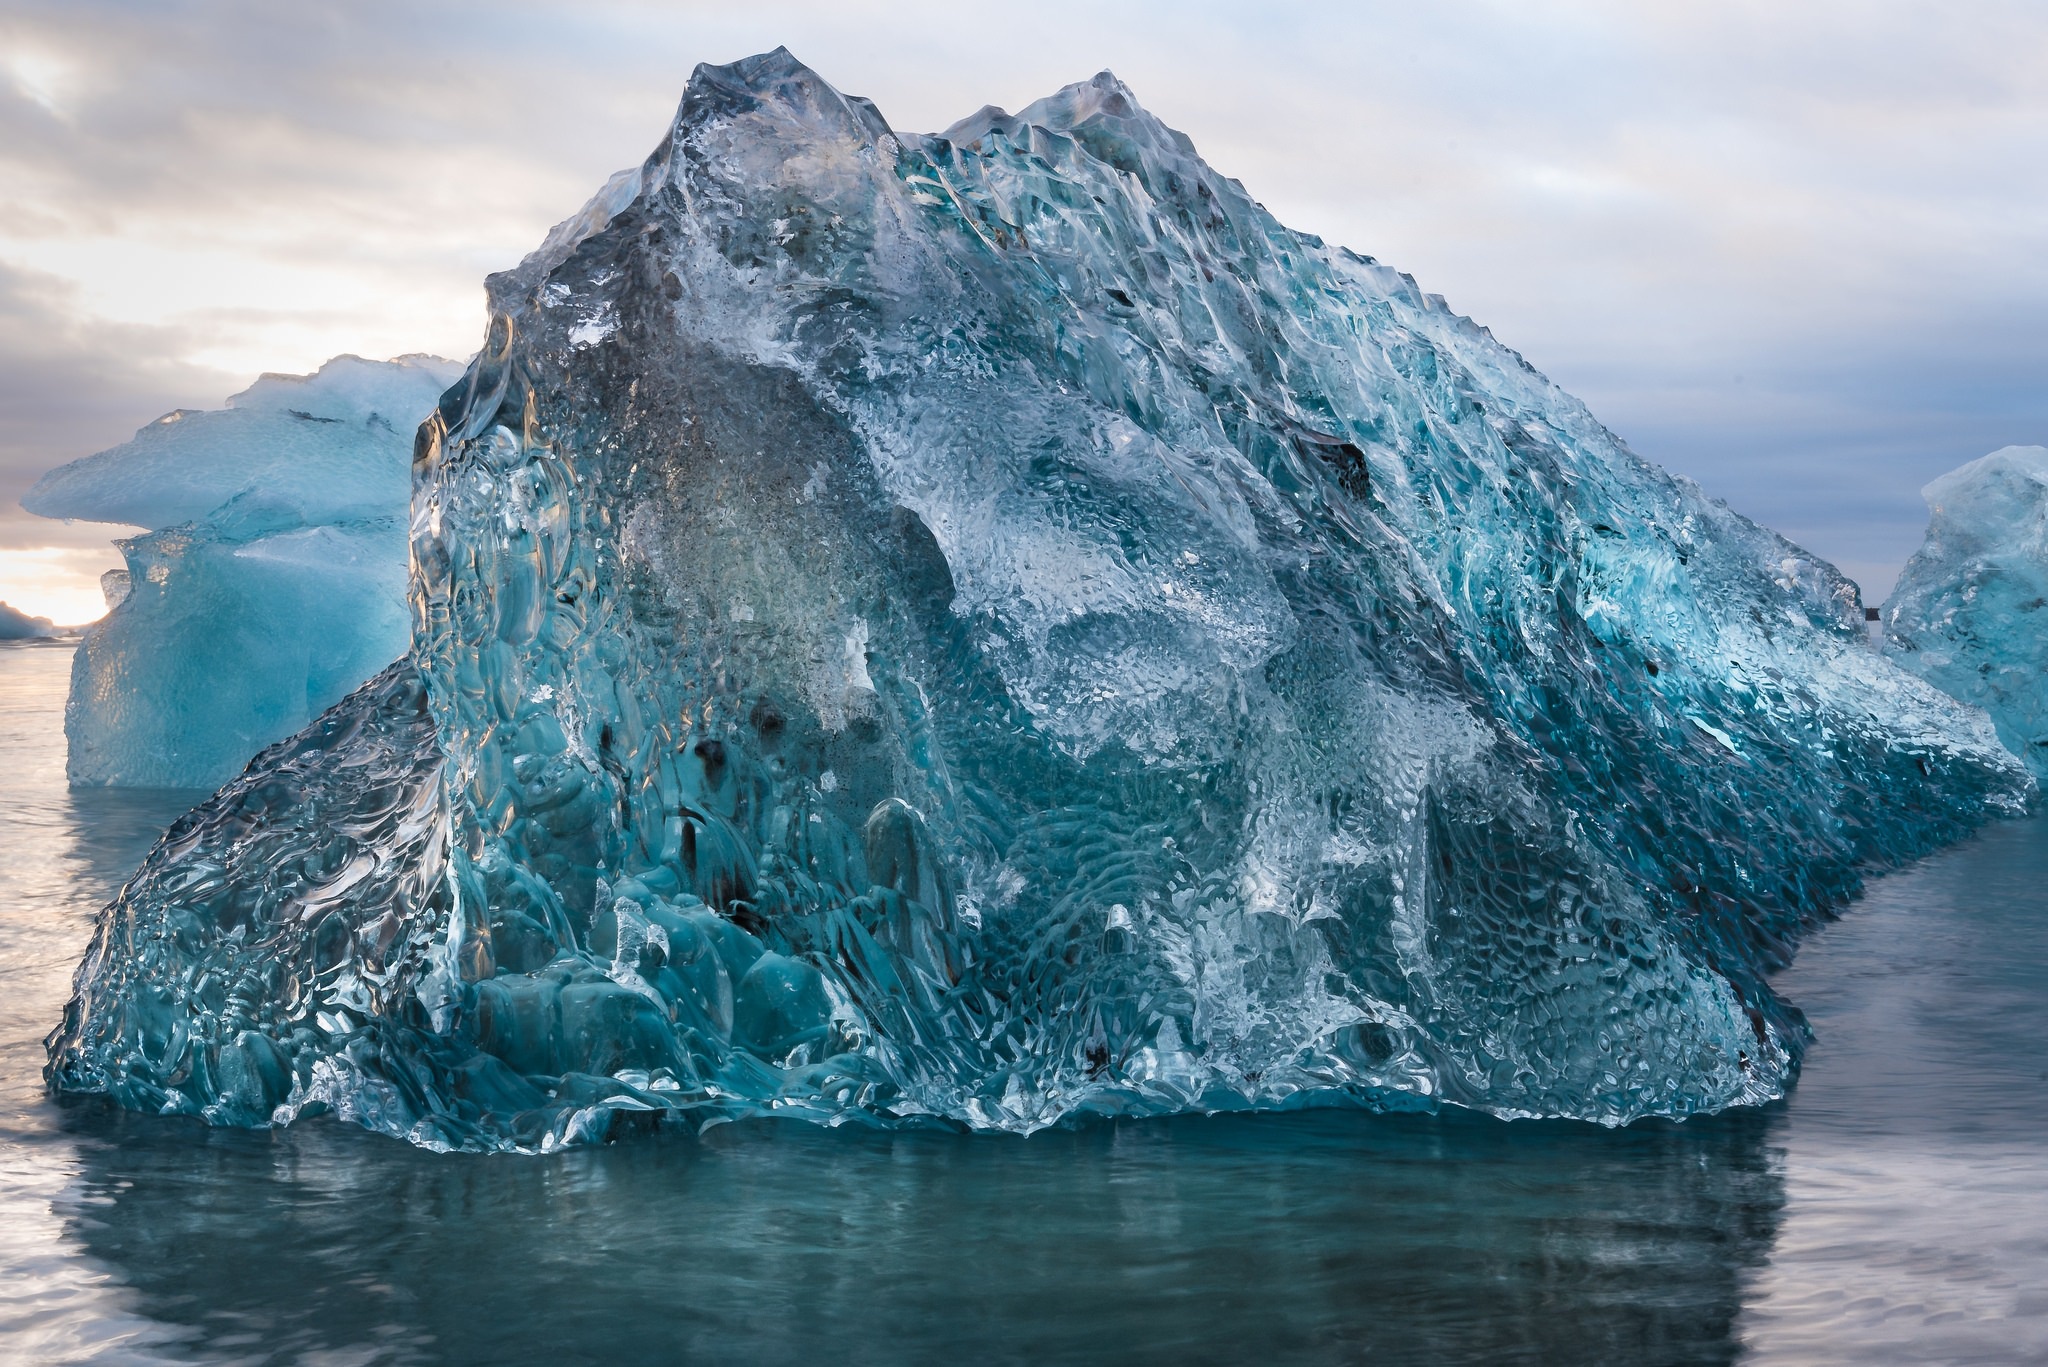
24,354 -> 460,531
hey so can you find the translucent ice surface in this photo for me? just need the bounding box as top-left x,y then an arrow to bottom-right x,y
23,355 -> 462,788
1886,446 -> 2048,781
48,51 -> 2032,1150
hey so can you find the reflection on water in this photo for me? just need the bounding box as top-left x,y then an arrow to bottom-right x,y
0,642 -> 212,1365
1740,813 -> 2048,1364
1,640 -> 2044,1365
54,1106 -> 1778,1366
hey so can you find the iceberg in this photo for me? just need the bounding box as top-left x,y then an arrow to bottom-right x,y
1886,446 -> 2048,781
0,601 -> 59,639
23,355 -> 463,788
47,51 -> 2032,1150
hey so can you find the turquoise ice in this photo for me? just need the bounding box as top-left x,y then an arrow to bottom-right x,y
23,355 -> 461,788
47,52 -> 2030,1150
1886,446 -> 2048,781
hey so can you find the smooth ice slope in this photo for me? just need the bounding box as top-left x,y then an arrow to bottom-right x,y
0,601 -> 58,639
1886,446 -> 2048,780
24,355 -> 463,788
49,53 -> 2031,1150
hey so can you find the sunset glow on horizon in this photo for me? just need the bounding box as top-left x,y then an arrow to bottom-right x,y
0,544 -> 122,627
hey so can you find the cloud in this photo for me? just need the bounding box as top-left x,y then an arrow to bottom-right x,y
0,0 -> 2042,610
0,261 -> 233,543
0,260 -> 239,619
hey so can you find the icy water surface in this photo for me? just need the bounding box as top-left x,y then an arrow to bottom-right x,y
0,641 -> 2043,1365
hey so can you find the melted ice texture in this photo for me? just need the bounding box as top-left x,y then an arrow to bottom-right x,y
1886,446 -> 2048,781
23,355 -> 462,788
47,51 -> 2031,1151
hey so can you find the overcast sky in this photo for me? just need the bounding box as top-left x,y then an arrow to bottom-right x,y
2,0 -> 2043,622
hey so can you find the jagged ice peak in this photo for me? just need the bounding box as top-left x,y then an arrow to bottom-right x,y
44,50 -> 2029,1151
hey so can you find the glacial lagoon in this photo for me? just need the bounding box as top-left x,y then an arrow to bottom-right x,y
4,639 -> 2043,1363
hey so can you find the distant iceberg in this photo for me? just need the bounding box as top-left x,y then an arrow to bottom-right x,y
0,601 -> 59,640
23,354 -> 463,788
47,51 -> 2031,1150
1886,446 -> 2048,781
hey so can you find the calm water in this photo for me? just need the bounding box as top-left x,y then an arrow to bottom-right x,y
0,641 -> 2043,1365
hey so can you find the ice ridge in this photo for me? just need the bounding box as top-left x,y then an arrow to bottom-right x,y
47,51 -> 2031,1150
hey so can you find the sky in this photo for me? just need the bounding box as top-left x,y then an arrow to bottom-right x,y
1,0 -> 2043,624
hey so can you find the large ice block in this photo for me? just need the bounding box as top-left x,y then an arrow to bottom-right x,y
47,52 -> 2031,1150
24,355 -> 462,788
1886,446 -> 2048,780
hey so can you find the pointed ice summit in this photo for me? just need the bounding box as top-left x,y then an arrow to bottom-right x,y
48,50 -> 2030,1150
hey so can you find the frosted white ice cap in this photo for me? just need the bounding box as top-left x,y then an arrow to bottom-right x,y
22,354 -> 461,530
1921,444 -> 2048,505
1918,445 -> 2048,555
